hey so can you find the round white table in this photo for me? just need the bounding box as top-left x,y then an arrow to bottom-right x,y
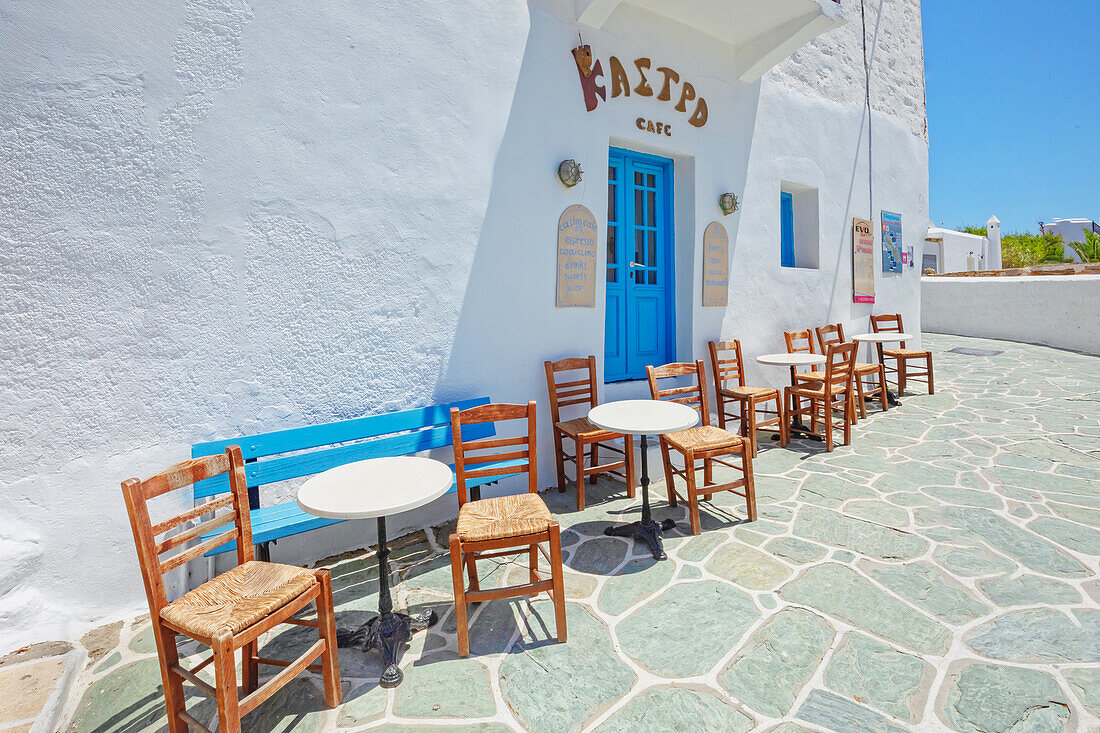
297,456 -> 453,687
852,333 -> 914,405
756,353 -> 828,442
589,400 -> 698,560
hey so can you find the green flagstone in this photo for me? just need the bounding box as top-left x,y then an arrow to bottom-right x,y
941,662 -> 1070,733
766,536 -> 827,564
569,537 -> 629,575
1049,494 -> 1100,510
794,505 -> 927,560
598,686 -> 753,732
779,564 -> 951,654
617,581 -> 758,677
94,651 -> 121,673
338,683 -> 388,727
866,561 -> 989,624
944,507 -> 1089,577
677,565 -> 702,580
923,486 -> 1003,509
732,527 -> 769,546
824,633 -> 930,723
965,609 -> 1100,663
927,426 -> 971,441
718,608 -> 834,718
500,603 -> 634,733
1028,517 -> 1100,555
1065,667 -> 1100,717
753,476 -> 800,503
844,500 -> 910,527
766,723 -> 812,733
887,490 -> 941,507
798,475 -> 875,509
985,466 -> 1098,496
795,689 -> 907,733
595,557 -> 676,616
1011,505 -> 1032,518
832,550 -> 855,563
393,653 -> 494,718
370,725 -> 512,733
873,462 -> 962,492
933,546 -> 1015,577
128,625 -> 156,655
704,543 -> 792,591
978,574 -> 1081,606
677,531 -> 725,562
1006,439 -> 1099,466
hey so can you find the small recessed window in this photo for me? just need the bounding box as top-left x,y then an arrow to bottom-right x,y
780,182 -> 820,269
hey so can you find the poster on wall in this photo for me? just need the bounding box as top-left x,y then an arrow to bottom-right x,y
881,211 -> 904,274
556,204 -> 598,307
702,221 -> 729,307
852,217 -> 875,304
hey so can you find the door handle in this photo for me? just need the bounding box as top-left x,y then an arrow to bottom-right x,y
629,261 -> 644,269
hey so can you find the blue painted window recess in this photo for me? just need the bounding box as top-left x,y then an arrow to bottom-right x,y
780,191 -> 796,268
604,148 -> 676,382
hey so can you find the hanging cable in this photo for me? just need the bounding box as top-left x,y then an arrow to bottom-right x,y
861,0 -> 873,217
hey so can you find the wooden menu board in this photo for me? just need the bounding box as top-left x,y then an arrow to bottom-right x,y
852,217 -> 875,303
701,221 -> 729,307
556,205 -> 598,307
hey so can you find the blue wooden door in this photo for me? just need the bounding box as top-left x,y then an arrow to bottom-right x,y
605,148 -> 675,382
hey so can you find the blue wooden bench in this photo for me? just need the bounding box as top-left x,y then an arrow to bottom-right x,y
191,396 -> 525,557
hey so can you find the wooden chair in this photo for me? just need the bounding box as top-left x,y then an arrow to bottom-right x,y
784,342 -> 858,452
121,447 -> 341,733
870,313 -> 935,395
646,361 -> 757,535
708,340 -> 788,456
448,401 -> 566,657
815,323 -> 888,421
544,356 -> 635,511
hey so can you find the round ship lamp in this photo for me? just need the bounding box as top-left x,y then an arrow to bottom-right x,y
719,192 -> 740,216
558,159 -> 583,188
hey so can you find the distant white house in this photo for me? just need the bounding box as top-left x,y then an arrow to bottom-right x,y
1041,218 -> 1100,262
924,215 -> 1002,273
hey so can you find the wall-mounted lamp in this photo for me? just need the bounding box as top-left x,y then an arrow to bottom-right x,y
719,192 -> 740,216
558,159 -> 583,188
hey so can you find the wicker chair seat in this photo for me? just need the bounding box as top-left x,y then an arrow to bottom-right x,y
555,416 -> 618,442
855,362 -> 882,374
664,425 -> 744,453
788,382 -> 849,399
883,348 -> 930,357
456,493 -> 553,543
794,371 -> 825,382
719,386 -> 779,401
161,560 -> 317,640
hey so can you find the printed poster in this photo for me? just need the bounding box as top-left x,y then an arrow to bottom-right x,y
701,221 -> 729,307
555,205 -> 598,307
852,218 -> 875,303
881,211 -> 903,274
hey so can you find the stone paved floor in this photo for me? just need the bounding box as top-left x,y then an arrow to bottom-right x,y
25,334 -> 1100,732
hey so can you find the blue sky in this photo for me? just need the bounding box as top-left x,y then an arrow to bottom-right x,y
922,0 -> 1100,233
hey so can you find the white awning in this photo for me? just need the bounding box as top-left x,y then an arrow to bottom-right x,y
576,0 -> 847,82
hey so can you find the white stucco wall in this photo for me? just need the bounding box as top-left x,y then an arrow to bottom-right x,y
0,0 -> 928,651
926,229 -> 994,273
922,275 -> 1100,355
1042,218 -> 1098,263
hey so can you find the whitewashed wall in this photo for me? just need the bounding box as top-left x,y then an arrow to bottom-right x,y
0,0 -> 928,651
922,275 -> 1100,355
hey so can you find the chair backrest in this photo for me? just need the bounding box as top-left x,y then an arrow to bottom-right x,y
646,361 -> 713,426
122,447 -> 253,615
815,323 -> 849,353
708,340 -> 746,391
784,329 -> 818,375
544,356 -> 599,425
870,313 -> 908,349
823,342 -> 858,395
191,397 -> 493,500
451,402 -> 538,507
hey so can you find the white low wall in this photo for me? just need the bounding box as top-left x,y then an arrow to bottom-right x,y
922,275 -> 1100,355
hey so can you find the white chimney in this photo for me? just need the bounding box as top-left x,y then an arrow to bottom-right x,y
986,215 -> 1002,270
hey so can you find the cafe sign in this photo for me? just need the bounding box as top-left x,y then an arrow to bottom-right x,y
571,44 -> 709,128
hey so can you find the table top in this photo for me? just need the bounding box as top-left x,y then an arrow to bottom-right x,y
852,332 -> 914,343
588,399 -> 699,436
757,352 -> 827,367
297,456 -> 454,520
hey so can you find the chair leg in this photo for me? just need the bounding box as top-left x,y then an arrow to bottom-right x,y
212,631 -> 241,733
842,393 -> 853,446
898,358 -> 907,396
449,535 -> 471,658
927,355 -> 935,394
855,377 -> 867,421
464,553 -> 480,597
877,365 -> 888,411
716,396 -> 727,429
703,457 -> 713,502
777,395 -> 789,448
548,524 -> 567,643
742,443 -> 757,521
747,399 -> 759,457
241,638 -> 258,695
624,434 -> 636,499
553,430 -> 566,493
153,624 -> 187,733
684,451 -> 701,535
575,439 -> 587,512
529,543 -> 539,583
824,399 -> 834,452
660,439 -> 677,508
315,569 -> 342,707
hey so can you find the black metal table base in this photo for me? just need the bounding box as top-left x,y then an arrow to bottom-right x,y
335,516 -> 435,687
603,433 -> 676,561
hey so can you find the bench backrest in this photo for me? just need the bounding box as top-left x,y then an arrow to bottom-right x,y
191,396 -> 494,499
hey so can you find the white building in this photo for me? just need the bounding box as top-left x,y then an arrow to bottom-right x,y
924,215 -> 1002,273
0,0 -> 930,649
1042,218 -> 1100,262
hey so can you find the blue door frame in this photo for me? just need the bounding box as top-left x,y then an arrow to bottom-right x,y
604,147 -> 675,382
